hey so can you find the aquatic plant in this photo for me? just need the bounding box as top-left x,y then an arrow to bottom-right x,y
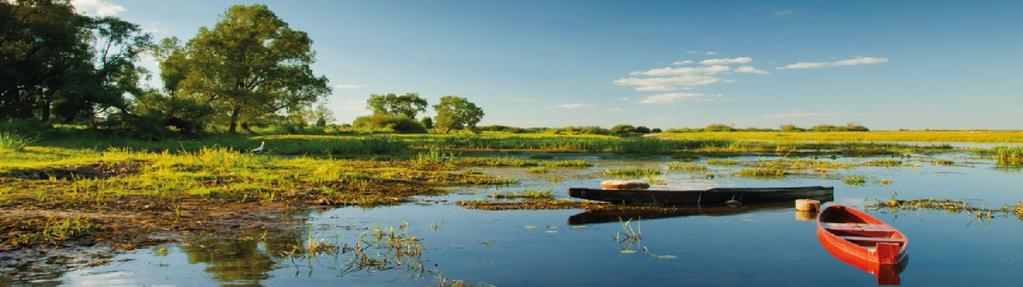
706,158 -> 739,166
843,175 -> 867,186
735,167 -> 787,178
524,167 -> 550,174
864,159 -> 902,167
869,198 -> 1018,220
490,190 -> 555,200
603,167 -> 662,178
991,146 -> 1023,166
665,162 -> 707,173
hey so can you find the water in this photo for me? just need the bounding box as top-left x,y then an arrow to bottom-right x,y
33,153 -> 1023,286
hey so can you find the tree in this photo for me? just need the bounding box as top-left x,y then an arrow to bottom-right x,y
610,124 -> 637,135
0,0 -> 150,123
366,93 -> 427,118
312,103 -> 334,127
432,96 -> 483,132
420,116 -> 433,130
167,4 -> 330,133
780,124 -> 802,132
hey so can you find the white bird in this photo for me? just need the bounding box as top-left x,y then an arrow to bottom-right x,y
251,141 -> 265,153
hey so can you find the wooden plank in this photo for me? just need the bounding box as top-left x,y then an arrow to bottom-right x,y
824,223 -> 895,232
839,235 -> 905,243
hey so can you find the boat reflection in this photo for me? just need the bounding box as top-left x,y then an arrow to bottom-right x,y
817,230 -> 909,285
567,194 -> 832,225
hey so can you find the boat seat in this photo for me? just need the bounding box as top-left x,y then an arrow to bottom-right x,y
824,223 -> 895,232
839,235 -> 905,244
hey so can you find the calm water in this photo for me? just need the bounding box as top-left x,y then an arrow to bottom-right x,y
38,153 -> 1023,286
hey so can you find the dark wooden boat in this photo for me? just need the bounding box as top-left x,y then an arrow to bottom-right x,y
567,185 -> 833,205
817,205 -> 908,285
568,199 -> 832,225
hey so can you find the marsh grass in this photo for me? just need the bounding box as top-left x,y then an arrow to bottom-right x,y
750,158 -> 849,172
665,162 -> 707,173
842,175 -> 867,186
990,146 -> 1023,166
868,197 -> 1020,220
706,159 -> 739,166
931,159 -> 955,166
490,190 -> 555,200
524,167 -> 550,174
0,132 -> 37,152
603,167 -> 661,178
735,167 -> 787,178
4,216 -> 95,247
864,159 -> 903,167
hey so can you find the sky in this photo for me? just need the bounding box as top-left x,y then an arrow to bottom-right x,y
72,0 -> 1023,130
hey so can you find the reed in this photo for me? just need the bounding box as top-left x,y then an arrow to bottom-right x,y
843,175 -> 867,186
490,189 -> 555,200
603,167 -> 662,178
735,167 -> 787,178
665,162 -> 708,173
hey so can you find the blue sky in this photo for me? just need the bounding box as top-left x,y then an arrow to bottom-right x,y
73,0 -> 1022,129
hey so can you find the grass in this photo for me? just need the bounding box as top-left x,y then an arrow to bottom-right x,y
868,197 -> 1022,220
602,167 -> 662,178
735,167 -> 787,178
665,162 -> 708,173
843,175 -> 867,186
989,146 -> 1023,166
706,159 -> 739,166
750,158 -> 850,171
490,189 -> 555,200
3,216 -> 95,247
0,132 -> 38,152
931,159 -> 955,166
653,130 -> 1023,143
864,159 -> 903,167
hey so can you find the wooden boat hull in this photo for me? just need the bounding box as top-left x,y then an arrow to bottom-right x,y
567,200 -> 832,225
567,186 -> 834,205
817,205 -> 908,285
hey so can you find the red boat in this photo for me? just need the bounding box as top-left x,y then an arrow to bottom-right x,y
817,205 -> 908,285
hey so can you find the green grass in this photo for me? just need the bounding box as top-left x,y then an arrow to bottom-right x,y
0,132 -> 37,152
750,159 -> 850,171
602,167 -> 662,178
864,159 -> 903,167
843,175 -> 868,186
706,159 -> 739,166
653,130 -> 1023,143
666,161 -> 707,171
931,159 -> 955,166
735,167 -> 787,178
490,190 -> 555,200
991,146 -> 1023,166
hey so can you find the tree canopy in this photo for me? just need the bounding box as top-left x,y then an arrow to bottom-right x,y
366,93 -> 428,119
163,4 -> 330,133
433,96 -> 484,132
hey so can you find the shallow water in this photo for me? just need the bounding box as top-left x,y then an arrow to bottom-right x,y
35,153 -> 1023,286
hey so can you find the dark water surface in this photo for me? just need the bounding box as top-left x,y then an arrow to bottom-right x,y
43,153 -> 1023,286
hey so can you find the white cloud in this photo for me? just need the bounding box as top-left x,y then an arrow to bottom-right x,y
765,112 -> 840,119
699,57 -> 753,65
615,74 -> 722,91
552,103 -> 594,109
638,93 -> 722,104
334,84 -> 365,89
778,56 -> 889,70
71,0 -> 125,16
629,65 -> 731,76
673,60 -> 694,65
734,65 -> 769,75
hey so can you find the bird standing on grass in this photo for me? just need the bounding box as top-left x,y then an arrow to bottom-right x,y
251,141 -> 265,153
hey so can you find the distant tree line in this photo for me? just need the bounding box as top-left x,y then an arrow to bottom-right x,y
354,93 -> 484,133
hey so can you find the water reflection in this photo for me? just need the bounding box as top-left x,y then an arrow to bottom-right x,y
180,229 -> 303,286
817,231 -> 909,285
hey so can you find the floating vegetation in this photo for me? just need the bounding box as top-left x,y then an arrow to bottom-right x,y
750,159 -> 849,172
544,174 -> 563,183
864,159 -> 903,167
541,159 -> 592,168
843,175 -> 867,186
527,165 -> 552,171
456,157 -> 591,168
878,179 -> 893,185
868,198 -> 1020,220
341,224 -> 425,275
735,167 -> 787,178
490,190 -> 555,200
931,159 -> 955,166
457,199 -> 604,210
603,167 -> 661,178
666,162 -> 707,173
706,158 -> 739,166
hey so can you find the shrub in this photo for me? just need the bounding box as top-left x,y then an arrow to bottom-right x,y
780,124 -> 803,132
352,114 -> 427,133
704,124 -> 736,132
0,132 -> 38,151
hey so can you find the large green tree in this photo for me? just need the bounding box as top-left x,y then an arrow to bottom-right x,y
433,96 -> 484,133
366,93 -> 428,118
0,0 -> 150,123
166,4 -> 330,133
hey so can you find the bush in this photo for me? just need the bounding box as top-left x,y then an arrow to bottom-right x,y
352,114 -> 427,133
809,123 -> 869,132
610,124 -> 637,135
705,124 -> 736,132
780,124 -> 803,132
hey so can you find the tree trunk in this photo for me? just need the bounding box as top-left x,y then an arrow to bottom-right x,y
228,106 -> 241,133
